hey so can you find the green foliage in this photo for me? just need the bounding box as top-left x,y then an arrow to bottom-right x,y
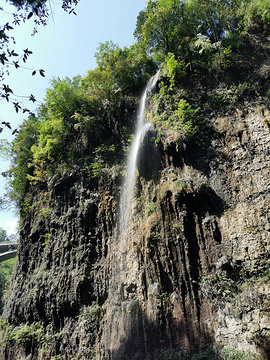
7,70 -> 136,205
89,143 -> 120,178
0,319 -> 66,358
71,349 -> 96,360
219,347 -> 260,360
0,227 -> 9,243
77,304 -> 100,324
0,257 -> 16,313
191,346 -> 260,360
30,76 -> 99,171
145,201 -> 156,217
0,139 -> 11,159
7,114 -> 39,206
160,347 -> 184,359
135,0 -> 270,79
162,53 -> 188,89
199,273 -> 238,303
89,162 -> 104,179
201,82 -> 253,117
5,0 -> 270,214
134,0 -> 197,63
152,79 -> 202,138
191,346 -> 216,360
8,323 -> 43,344
238,0 -> 270,34
173,166 -> 208,194
93,41 -> 157,94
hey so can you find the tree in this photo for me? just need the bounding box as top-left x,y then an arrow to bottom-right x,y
93,41 -> 157,94
0,0 -> 80,132
134,0 -> 199,63
0,227 -> 9,243
134,0 -> 270,66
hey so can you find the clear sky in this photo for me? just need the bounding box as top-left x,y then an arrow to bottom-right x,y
0,0 -> 147,235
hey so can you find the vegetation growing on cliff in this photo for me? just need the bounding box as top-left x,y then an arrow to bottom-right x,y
3,0 -> 269,207
4,0 -> 269,212
7,46 -> 156,208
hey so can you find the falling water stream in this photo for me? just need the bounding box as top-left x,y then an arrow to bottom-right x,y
119,70 -> 160,237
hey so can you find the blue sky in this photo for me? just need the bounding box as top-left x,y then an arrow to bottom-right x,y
0,0 -> 147,235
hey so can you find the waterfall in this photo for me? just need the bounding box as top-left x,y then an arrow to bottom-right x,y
119,70 -> 160,237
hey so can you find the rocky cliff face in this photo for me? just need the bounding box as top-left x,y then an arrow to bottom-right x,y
1,100 -> 269,360
1,67 -> 270,359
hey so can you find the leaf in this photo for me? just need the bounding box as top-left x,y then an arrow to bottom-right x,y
2,121 -> 11,129
29,94 -> 36,102
0,31 -> 5,40
3,84 -> 13,94
32,70 -> 36,76
27,12 -> 33,20
5,23 -> 13,31
13,61 -> 20,69
39,69 -> 45,77
1,94 -> 10,102
10,50 -> 18,57
13,102 -> 21,113
0,54 -> 8,65
24,48 -> 33,55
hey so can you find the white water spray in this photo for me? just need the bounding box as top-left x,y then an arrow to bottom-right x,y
119,70 -> 160,237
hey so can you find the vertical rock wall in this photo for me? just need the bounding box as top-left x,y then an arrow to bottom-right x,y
1,105 -> 270,359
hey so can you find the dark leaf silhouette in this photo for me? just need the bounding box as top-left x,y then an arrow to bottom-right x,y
29,94 -> 36,102
2,122 -> 11,129
2,85 -> 13,94
1,93 -> 10,102
0,0 -> 80,126
13,102 -> 21,113
13,61 -> 20,69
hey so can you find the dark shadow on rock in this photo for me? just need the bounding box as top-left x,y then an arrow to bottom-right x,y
108,301 -> 220,360
183,129 -> 222,177
137,128 -> 162,182
255,333 -> 270,360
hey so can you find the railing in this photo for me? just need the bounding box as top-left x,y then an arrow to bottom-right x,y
0,243 -> 18,263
